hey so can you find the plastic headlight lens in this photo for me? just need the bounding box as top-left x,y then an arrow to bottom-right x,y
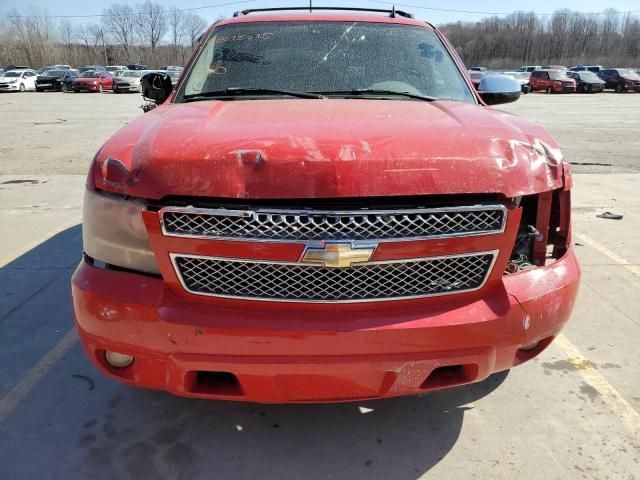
83,189 -> 160,274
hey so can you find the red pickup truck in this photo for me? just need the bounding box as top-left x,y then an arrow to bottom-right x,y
72,8 -> 580,403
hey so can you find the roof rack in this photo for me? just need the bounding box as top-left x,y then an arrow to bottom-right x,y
232,7 -> 414,19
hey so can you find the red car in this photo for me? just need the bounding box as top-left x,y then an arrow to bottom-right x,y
529,69 -> 576,93
72,7 -> 579,403
72,70 -> 113,92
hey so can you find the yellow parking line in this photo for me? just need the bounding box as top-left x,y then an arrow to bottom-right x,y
554,333 -> 640,433
0,217 -> 81,422
552,231 -> 640,433
574,232 -> 640,278
0,216 -> 82,268
0,328 -> 78,423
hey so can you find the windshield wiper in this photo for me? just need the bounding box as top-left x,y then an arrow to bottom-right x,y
314,89 -> 437,102
183,87 -> 326,101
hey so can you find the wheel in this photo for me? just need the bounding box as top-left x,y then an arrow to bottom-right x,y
615,83 -> 625,93
113,85 -> 119,93
19,83 -> 25,92
546,86 -> 553,94
577,84 -> 584,93
98,84 -> 103,93
61,83 -> 67,93
36,87 -> 42,92
73,87 -> 79,93
522,85 -> 530,94
56,83 -> 62,92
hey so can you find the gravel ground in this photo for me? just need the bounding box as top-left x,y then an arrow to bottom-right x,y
0,89 -> 638,176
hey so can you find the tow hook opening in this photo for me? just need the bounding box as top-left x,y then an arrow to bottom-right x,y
420,364 -> 478,390
187,371 -> 244,396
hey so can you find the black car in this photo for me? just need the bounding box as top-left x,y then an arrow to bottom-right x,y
127,64 -> 149,71
598,69 -> 640,93
35,69 -> 70,91
58,70 -> 79,92
566,71 -> 605,93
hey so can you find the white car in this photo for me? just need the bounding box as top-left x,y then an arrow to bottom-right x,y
0,69 -> 38,92
113,70 -> 158,93
105,65 -> 129,72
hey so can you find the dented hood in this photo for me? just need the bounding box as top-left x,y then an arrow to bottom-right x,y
94,99 -> 567,200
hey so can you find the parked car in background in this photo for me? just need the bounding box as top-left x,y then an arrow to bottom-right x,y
529,69 -> 576,93
2,64 -> 29,72
127,64 -> 149,71
106,65 -> 129,73
72,70 -> 113,92
541,65 -> 567,70
58,70 -> 78,92
36,65 -> 71,74
0,69 -> 38,92
35,69 -> 68,91
78,65 -> 106,74
113,70 -> 154,93
566,71 -> 605,93
569,65 -> 603,73
515,65 -> 541,72
598,68 -> 640,92
165,69 -> 181,86
467,70 -> 485,89
469,66 -> 486,72
501,71 -> 531,93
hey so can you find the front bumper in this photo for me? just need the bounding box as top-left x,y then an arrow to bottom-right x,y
554,84 -> 576,93
73,83 -> 99,92
115,82 -> 141,92
72,248 -> 580,403
0,83 -> 20,91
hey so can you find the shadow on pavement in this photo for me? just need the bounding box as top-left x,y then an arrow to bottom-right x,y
0,225 -> 508,480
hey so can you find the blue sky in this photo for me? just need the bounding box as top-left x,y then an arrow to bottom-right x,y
1,0 -> 639,25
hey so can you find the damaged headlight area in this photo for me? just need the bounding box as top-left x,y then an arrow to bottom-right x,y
83,189 -> 160,275
505,188 -> 571,274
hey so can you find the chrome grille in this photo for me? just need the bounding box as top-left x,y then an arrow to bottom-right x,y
171,252 -> 497,302
161,206 -> 506,242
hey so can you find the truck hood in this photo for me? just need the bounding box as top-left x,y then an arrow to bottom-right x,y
94,99 -> 568,200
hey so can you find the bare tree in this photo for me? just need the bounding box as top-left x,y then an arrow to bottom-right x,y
135,1 -> 167,57
184,13 -> 207,48
102,4 -> 136,60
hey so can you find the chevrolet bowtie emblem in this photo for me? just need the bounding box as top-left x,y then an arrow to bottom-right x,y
300,242 -> 376,268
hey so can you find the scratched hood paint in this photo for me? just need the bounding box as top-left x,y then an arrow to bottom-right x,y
94,99 -> 567,199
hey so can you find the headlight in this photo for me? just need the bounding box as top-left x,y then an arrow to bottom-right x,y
83,189 -> 160,274
8,79 -> 17,84
92,81 -> 98,85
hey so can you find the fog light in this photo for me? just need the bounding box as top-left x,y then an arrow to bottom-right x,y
520,341 -> 540,351
105,351 -> 134,368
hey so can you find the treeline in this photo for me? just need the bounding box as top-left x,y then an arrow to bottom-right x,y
0,3 -> 210,68
1,6 -> 639,70
441,9 -> 640,69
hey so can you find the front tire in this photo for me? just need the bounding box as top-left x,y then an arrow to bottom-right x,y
98,84 -> 103,93
61,83 -> 68,93
615,83 -> 625,93
546,86 -> 553,94
19,83 -> 25,92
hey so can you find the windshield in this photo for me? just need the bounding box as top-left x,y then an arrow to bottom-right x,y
80,71 -> 101,78
179,22 -> 473,103
578,72 -> 601,82
3,71 -> 20,77
549,71 -> 568,79
122,71 -> 143,78
617,69 -> 637,77
42,70 -> 65,77
503,71 -> 528,80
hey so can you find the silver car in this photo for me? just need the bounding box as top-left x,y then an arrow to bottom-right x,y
113,70 -> 155,93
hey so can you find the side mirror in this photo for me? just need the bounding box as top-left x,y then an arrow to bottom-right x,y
141,72 -> 173,104
478,75 -> 521,105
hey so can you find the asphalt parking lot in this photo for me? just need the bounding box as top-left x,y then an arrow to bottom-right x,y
1,91 -> 639,480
